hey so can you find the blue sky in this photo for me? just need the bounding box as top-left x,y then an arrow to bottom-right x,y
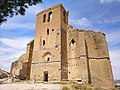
0,0 -> 120,80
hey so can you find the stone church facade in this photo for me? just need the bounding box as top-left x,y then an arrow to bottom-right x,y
11,4 -> 114,87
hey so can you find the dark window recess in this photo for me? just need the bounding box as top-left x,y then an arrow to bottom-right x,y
47,57 -> 50,61
47,29 -> 49,35
43,14 -> 46,23
55,45 -> 58,48
71,39 -> 75,44
52,29 -> 54,31
48,11 -> 52,22
44,71 -> 48,82
63,11 -> 66,23
57,33 -> 59,35
43,40 -> 45,46
77,80 -> 82,82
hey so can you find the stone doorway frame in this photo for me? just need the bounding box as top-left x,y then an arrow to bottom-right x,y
44,71 -> 48,82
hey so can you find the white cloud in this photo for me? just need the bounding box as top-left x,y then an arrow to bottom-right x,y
27,4 -> 43,15
99,16 -> 120,24
0,4 -> 43,72
78,18 -> 92,28
0,22 -> 35,30
69,17 -> 92,29
106,30 -> 120,45
0,49 -> 25,71
0,37 -> 33,49
106,30 -> 120,80
109,49 -> 120,80
100,0 -> 120,3
0,37 -> 33,71
0,4 -> 43,31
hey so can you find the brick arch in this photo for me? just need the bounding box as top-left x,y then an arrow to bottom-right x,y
42,52 -> 51,57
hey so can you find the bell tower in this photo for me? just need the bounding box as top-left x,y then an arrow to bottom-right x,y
30,4 -> 68,81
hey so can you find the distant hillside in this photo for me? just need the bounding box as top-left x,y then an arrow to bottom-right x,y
115,80 -> 120,83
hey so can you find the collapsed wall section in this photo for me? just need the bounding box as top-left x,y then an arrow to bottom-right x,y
10,54 -> 26,78
10,40 -> 34,80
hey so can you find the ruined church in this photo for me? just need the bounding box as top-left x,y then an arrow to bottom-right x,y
10,4 -> 114,87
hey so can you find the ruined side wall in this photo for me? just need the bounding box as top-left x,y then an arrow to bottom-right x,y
10,40 -> 34,80
10,61 -> 18,76
26,40 -> 34,80
10,54 -> 26,77
84,31 -> 114,87
67,29 -> 88,83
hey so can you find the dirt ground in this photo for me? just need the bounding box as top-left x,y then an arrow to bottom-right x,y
0,83 -> 62,90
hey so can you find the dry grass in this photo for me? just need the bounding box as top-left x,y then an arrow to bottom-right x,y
61,81 -> 94,90
61,82 -> 117,90
62,86 -> 70,90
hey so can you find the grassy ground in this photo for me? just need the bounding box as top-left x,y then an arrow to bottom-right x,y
61,81 -> 117,90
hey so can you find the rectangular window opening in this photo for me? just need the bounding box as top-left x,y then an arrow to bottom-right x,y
47,29 -> 49,35
43,14 -> 46,23
63,11 -> 66,23
48,11 -> 52,22
43,40 -> 45,46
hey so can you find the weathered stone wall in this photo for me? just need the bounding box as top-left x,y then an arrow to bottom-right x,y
67,29 -> 114,87
84,31 -> 114,87
26,40 -> 34,80
10,54 -> 26,77
61,29 -> 68,80
10,60 -> 18,76
67,29 -> 88,83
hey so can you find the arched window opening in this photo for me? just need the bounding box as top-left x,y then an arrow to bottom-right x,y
48,11 -> 52,22
63,11 -> 66,23
43,14 -> 46,23
43,40 -> 45,46
42,52 -> 51,62
47,29 -> 49,35
71,39 -> 75,44
47,57 -> 50,61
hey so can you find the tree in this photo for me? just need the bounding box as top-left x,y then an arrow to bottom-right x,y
0,0 -> 42,25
